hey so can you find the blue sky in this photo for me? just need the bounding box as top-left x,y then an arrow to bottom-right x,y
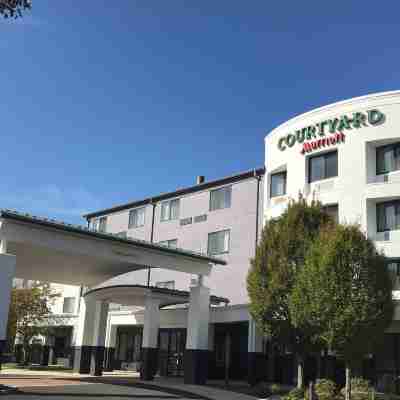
1,1 -> 399,224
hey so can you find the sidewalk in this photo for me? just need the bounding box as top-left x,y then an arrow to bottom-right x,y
0,368 -> 259,399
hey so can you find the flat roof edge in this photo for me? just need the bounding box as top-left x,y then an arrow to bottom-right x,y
0,209 -> 226,266
83,167 -> 265,219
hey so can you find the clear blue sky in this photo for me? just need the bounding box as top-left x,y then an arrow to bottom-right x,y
1,1 -> 399,224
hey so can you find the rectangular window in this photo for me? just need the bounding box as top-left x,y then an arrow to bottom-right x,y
156,281 -> 175,290
160,199 -> 180,221
62,297 -> 75,314
376,142 -> 400,175
309,151 -> 338,183
387,260 -> 400,278
128,207 -> 146,228
208,229 -> 230,255
92,217 -> 107,232
377,200 -> 400,232
159,239 -> 178,249
210,186 -> 232,211
270,171 -> 287,198
323,204 -> 339,223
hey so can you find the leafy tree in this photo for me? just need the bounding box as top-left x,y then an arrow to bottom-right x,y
0,1 -> 31,18
290,225 -> 394,400
7,282 -> 59,365
247,197 -> 334,388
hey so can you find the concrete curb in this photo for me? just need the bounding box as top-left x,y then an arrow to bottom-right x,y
0,384 -> 18,395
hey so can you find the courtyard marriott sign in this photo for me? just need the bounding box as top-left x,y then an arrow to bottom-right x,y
277,109 -> 386,155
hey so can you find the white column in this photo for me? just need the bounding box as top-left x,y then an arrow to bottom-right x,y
184,276 -> 210,385
247,317 -> 265,384
90,300 -> 109,376
104,322 -> 117,371
140,295 -> 160,380
73,296 -> 96,373
0,240 -> 16,369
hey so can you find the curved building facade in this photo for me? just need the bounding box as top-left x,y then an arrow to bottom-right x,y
264,90 -> 400,385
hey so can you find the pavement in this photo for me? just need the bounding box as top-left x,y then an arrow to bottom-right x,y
0,369 -> 259,400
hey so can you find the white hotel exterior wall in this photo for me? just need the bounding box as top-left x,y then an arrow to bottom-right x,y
264,90 -> 400,297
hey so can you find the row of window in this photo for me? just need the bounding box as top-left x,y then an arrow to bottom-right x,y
158,229 -> 231,256
92,186 -> 232,231
270,142 -> 400,198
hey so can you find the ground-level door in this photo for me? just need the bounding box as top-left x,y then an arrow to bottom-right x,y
114,326 -> 143,371
159,328 -> 186,377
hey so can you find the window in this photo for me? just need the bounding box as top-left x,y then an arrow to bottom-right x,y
208,229 -> 230,255
210,186 -> 232,211
387,260 -> 400,278
377,200 -> 400,232
156,281 -> 175,290
308,151 -> 338,183
128,207 -> 146,228
270,171 -> 287,197
323,204 -> 339,223
92,217 -> 107,233
160,199 -> 180,221
62,297 -> 75,314
376,143 -> 400,175
159,239 -> 178,249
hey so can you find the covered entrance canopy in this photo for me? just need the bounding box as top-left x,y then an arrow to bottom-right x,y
0,209 -> 227,385
0,209 -> 225,286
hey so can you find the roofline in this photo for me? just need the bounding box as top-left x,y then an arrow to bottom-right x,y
0,209 -> 226,266
83,167 -> 265,219
83,284 -> 229,306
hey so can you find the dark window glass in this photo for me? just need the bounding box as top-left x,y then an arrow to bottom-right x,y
270,172 -> 287,198
309,151 -> 338,183
387,259 -> 400,278
376,143 -> 400,175
323,204 -> 339,223
377,200 -> 400,232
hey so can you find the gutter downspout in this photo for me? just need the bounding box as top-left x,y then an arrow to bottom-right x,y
147,200 -> 156,287
254,169 -> 262,254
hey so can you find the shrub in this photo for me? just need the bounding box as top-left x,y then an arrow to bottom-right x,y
314,379 -> 338,400
284,387 -> 305,400
340,378 -> 372,400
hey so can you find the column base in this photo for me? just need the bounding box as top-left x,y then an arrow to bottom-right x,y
247,352 -> 266,386
73,346 -> 92,374
140,347 -> 158,381
184,349 -> 209,385
104,347 -> 115,372
0,340 -> 5,370
41,345 -> 50,366
90,346 -> 105,376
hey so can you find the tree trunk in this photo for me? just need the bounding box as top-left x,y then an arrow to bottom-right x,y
297,355 -> 304,389
268,343 -> 275,382
345,363 -> 352,400
316,352 -> 322,379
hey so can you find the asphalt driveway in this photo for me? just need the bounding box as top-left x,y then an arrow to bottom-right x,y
3,381 -> 206,400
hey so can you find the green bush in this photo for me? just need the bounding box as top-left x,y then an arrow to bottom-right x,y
284,387 -> 305,400
314,379 -> 338,400
339,378 -> 372,400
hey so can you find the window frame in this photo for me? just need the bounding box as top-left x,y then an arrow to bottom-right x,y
308,150 -> 338,183
62,297 -> 76,314
322,204 -> 339,224
160,198 -> 180,222
158,239 -> 178,249
128,206 -> 146,229
155,281 -> 175,290
209,185 -> 232,212
270,171 -> 287,198
386,258 -> 400,278
376,200 -> 400,233
207,229 -> 230,256
376,142 -> 400,175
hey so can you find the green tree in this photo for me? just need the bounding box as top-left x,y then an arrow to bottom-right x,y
247,197 -> 334,388
8,282 -> 59,365
0,1 -> 31,18
290,225 -> 394,400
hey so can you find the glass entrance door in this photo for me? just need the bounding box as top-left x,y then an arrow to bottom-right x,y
158,328 -> 186,377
